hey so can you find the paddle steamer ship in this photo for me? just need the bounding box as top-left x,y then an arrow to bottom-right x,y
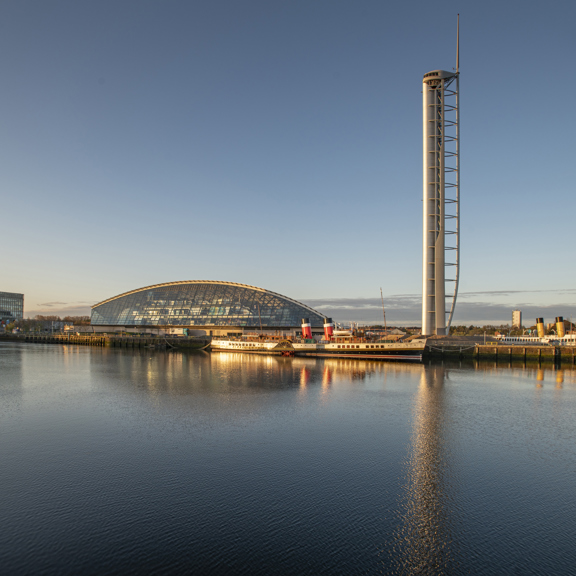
210,318 -> 426,362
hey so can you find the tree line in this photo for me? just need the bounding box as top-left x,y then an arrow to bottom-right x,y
2,315 -> 92,333
28,315 -> 91,324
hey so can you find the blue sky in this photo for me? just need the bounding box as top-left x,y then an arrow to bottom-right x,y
2,0 -> 575,325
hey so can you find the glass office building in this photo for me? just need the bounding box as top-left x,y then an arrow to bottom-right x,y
91,281 -> 324,329
0,291 -> 24,322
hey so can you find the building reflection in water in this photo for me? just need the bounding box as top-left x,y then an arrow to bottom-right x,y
392,365 -> 459,575
89,349 -> 433,397
2,342 -> 24,400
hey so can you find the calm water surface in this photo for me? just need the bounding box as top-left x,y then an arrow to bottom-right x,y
1,342 -> 575,575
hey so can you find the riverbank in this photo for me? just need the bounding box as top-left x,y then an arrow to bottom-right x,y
0,333 -> 209,350
2,333 -> 574,364
424,335 -> 575,364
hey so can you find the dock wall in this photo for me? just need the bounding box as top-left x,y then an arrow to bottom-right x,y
2,335 -> 574,364
425,343 -> 575,363
0,334 -> 209,350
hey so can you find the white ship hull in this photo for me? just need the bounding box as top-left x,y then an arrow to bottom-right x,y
210,338 -> 426,361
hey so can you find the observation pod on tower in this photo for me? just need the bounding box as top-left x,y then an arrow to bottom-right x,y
422,60 -> 460,335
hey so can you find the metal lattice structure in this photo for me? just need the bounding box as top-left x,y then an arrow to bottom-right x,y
422,65 -> 460,336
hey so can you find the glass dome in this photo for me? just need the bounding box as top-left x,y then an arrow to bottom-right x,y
91,281 -> 324,327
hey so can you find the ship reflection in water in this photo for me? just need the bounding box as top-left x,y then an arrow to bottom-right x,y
207,350 -> 426,387
391,366 -> 458,574
91,347 -> 428,395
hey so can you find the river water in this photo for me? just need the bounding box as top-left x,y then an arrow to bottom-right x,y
1,342 -> 575,575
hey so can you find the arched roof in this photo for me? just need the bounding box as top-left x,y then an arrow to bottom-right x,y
92,280 -> 321,316
91,280 -> 324,327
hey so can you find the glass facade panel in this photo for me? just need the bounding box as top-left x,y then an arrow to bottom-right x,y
91,282 -> 324,327
0,292 -> 24,322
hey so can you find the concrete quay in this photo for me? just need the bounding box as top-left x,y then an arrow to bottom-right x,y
425,337 -> 575,364
2,334 -> 573,364
0,333 -> 210,350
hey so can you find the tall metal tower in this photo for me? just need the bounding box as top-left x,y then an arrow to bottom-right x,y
422,17 -> 460,336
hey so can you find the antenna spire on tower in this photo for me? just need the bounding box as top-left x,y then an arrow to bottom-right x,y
456,14 -> 460,74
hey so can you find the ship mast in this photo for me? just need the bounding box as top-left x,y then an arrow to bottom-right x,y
380,287 -> 387,333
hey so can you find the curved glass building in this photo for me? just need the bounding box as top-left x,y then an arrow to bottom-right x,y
91,281 -> 324,330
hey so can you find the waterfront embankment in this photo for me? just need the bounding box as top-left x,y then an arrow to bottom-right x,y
0,333 -> 209,350
2,333 -> 574,363
425,336 -> 575,363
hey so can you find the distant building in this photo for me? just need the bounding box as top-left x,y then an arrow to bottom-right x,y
512,310 -> 522,328
0,291 -> 24,325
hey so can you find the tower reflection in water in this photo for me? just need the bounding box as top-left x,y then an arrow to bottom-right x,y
392,365 -> 459,575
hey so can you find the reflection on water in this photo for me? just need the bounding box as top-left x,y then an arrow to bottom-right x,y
0,344 -> 24,416
85,348 -> 429,396
556,369 -> 564,387
472,359 -> 576,387
392,366 -> 458,575
2,343 -> 576,575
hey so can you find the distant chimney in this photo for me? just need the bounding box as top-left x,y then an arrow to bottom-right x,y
556,316 -> 565,338
536,318 -> 545,338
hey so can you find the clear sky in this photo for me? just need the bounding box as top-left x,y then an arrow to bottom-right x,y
2,0 -> 575,325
